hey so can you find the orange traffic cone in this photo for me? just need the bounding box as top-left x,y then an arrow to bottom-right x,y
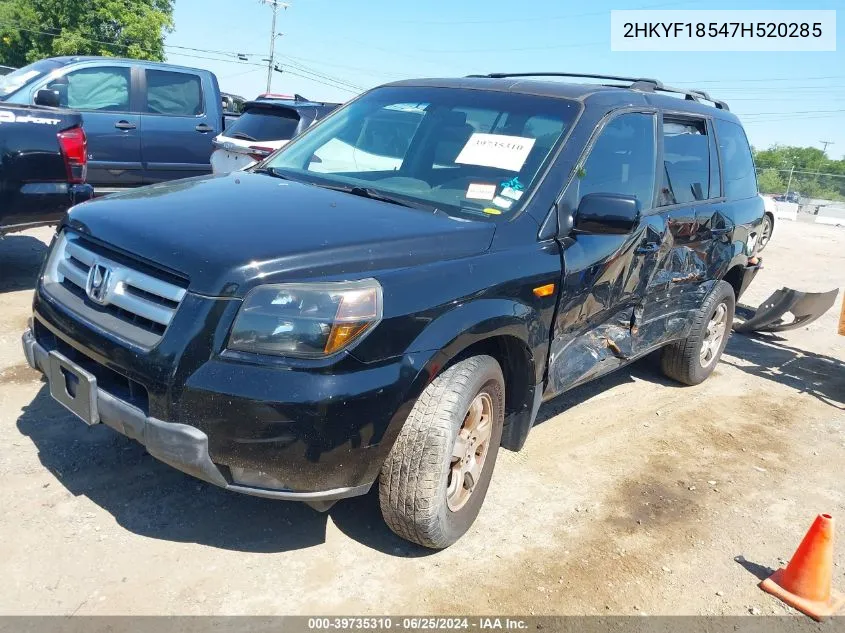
760,513 -> 845,620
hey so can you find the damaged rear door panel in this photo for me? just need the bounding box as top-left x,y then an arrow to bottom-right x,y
547,109 -> 665,395
545,105 -> 761,399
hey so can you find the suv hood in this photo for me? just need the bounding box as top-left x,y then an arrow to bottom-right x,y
65,173 -> 496,296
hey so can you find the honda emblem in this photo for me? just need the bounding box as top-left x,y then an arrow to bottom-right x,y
86,263 -> 112,305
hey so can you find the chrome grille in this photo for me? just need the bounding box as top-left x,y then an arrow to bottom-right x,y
43,231 -> 187,346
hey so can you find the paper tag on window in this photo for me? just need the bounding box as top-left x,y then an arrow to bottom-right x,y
466,183 -> 496,200
500,186 -> 524,201
492,196 -> 513,210
455,133 -> 537,172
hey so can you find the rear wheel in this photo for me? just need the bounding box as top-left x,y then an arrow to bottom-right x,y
661,281 -> 735,386
758,214 -> 773,251
378,355 -> 505,549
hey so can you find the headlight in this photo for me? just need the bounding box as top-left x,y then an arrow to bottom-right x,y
227,279 -> 383,358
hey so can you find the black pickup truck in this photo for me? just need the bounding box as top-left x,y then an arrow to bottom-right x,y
1,103 -> 93,235
24,72 -> 765,549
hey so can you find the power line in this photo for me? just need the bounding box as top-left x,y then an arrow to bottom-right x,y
378,0 -> 696,25
673,75 -> 845,85
1,20 -> 364,94
740,109 -> 845,117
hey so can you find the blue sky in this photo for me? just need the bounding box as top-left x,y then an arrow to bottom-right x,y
165,0 -> 844,159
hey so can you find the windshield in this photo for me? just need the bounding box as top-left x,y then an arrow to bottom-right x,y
264,86 -> 579,219
0,59 -> 65,100
226,107 -> 300,142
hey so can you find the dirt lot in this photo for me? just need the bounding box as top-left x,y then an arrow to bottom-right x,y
0,220 -> 843,616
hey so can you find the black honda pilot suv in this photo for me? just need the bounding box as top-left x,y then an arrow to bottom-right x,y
23,73 -> 764,548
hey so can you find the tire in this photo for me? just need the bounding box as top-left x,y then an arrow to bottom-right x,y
660,281 -> 735,386
757,214 -> 773,252
379,355 -> 505,549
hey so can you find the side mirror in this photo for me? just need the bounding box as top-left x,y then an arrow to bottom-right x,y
574,193 -> 641,235
34,89 -> 60,108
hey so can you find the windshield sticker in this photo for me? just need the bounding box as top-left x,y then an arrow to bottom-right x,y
500,176 -> 525,201
466,183 -> 496,200
456,133 -> 536,172
501,187 -> 524,201
482,207 -> 503,215
384,103 -> 429,113
492,195 -> 513,210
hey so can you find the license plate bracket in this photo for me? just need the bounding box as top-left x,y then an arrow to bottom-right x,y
47,351 -> 100,426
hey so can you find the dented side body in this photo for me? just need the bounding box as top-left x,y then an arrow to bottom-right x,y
543,92 -> 764,400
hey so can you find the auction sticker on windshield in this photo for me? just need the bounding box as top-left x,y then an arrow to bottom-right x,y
466,183 -> 497,200
456,133 -> 536,172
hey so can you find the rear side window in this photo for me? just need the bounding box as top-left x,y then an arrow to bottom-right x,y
660,119 -> 712,205
47,67 -> 130,111
568,112 -> 657,211
145,70 -> 202,116
225,108 -> 300,142
714,119 -> 757,200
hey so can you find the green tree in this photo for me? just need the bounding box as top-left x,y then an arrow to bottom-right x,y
753,144 -> 845,200
0,0 -> 174,67
756,168 -> 786,195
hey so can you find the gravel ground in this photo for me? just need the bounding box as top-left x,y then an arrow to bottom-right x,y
0,220 -> 843,616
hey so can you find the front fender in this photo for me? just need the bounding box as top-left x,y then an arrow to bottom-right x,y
406,297 -> 545,384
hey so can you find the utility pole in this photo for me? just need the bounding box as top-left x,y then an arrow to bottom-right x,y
785,164 -> 794,198
819,140 -> 834,156
260,0 -> 289,94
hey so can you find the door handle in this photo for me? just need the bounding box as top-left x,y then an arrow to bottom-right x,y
114,120 -> 136,130
195,123 -> 213,133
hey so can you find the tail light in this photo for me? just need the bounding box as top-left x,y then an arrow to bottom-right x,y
248,145 -> 274,162
57,126 -> 87,184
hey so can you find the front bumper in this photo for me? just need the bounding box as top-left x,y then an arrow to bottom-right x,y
22,325 -> 408,509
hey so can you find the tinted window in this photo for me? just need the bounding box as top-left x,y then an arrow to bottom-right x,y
660,119 -> 711,205
225,108 -> 300,141
358,108 -> 424,160
145,70 -> 202,116
47,67 -> 130,111
569,112 -> 656,211
267,87 -> 579,219
714,119 -> 757,200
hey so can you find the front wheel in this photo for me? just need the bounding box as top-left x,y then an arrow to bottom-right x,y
379,355 -> 505,549
661,281 -> 735,386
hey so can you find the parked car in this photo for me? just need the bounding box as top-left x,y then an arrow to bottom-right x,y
22,72 -> 764,548
0,56 -> 228,193
0,102 -> 93,235
758,194 -> 776,251
773,191 -> 800,204
210,96 -> 339,174
221,92 -> 246,115
0,65 -> 15,77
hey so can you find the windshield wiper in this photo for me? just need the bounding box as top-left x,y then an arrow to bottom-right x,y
315,184 -> 429,210
252,166 -> 294,180
229,132 -> 257,141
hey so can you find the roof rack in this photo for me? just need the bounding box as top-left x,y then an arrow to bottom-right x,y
466,72 -> 729,111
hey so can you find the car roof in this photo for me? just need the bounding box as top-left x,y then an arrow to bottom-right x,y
251,97 -> 340,107
382,76 -> 740,122
245,98 -> 339,112
48,55 -> 211,75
